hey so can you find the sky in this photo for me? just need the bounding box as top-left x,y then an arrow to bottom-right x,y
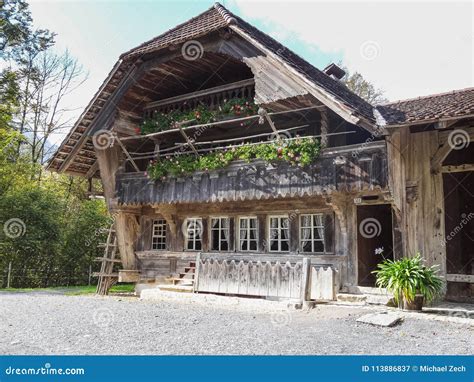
28,0 -> 473,143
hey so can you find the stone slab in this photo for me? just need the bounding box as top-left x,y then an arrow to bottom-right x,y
356,312 -> 402,327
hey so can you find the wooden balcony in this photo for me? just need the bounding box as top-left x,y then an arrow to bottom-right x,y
115,141 -> 388,205
143,78 -> 255,117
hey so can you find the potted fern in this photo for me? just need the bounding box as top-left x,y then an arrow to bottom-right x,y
372,254 -> 443,311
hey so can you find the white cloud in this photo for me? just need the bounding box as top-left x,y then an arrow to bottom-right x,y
231,0 -> 473,101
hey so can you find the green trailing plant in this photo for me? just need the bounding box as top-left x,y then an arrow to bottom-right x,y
146,137 -> 320,180
372,254 -> 443,306
140,97 -> 258,135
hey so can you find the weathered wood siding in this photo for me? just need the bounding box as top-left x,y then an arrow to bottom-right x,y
195,257 -> 304,299
116,142 -> 387,205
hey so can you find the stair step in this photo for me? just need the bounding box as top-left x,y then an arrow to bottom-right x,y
158,285 -> 193,293
93,272 -> 119,277
336,293 -> 367,303
95,257 -> 121,263
184,266 -> 196,272
166,277 -> 195,283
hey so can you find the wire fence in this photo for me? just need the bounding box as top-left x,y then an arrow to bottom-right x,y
0,262 -> 97,289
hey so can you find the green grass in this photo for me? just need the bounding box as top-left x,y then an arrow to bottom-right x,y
0,284 -> 135,295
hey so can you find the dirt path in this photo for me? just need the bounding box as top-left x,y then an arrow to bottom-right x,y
0,293 -> 472,355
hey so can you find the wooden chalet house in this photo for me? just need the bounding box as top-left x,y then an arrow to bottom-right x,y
47,3 -> 473,302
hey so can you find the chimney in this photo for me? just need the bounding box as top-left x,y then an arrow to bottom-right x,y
323,63 -> 346,80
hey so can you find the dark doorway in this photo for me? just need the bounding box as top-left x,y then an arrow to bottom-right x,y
357,204 -> 394,286
442,142 -> 473,302
443,171 -> 474,301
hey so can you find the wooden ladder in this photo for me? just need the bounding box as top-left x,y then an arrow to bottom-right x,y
94,224 -> 121,295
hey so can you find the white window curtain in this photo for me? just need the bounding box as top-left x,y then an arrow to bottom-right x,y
222,218 -> 229,240
240,219 -> 247,240
314,214 -> 324,241
301,215 -> 311,248
282,218 -> 289,239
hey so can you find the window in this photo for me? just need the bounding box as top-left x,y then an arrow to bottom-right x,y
210,217 -> 230,251
185,218 -> 202,251
300,214 -> 325,253
269,216 -> 289,252
152,219 -> 167,250
238,217 -> 258,251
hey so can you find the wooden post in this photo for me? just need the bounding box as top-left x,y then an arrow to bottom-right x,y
6,261 -> 12,289
193,252 -> 201,293
320,109 -> 329,147
114,211 -> 139,270
300,257 -> 311,304
115,135 -> 140,172
176,122 -> 200,156
88,265 -> 92,286
94,144 -> 122,210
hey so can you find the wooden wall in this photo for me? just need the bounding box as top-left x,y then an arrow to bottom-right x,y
387,125 -> 473,279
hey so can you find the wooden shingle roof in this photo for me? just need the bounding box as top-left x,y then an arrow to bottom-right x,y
46,2 -> 473,177
376,87 -> 474,126
122,3 -> 375,123
47,2 -> 377,177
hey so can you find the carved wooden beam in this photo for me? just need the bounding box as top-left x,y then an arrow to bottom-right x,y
154,205 -> 177,237
441,164 -> 474,173
115,134 -> 140,172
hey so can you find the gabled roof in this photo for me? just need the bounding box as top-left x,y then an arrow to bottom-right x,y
46,2 -> 473,178
122,3 -> 376,124
376,87 -> 474,126
47,2 -> 377,177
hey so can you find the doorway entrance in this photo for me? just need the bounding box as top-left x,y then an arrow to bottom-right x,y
357,204 -> 394,286
442,143 -> 474,302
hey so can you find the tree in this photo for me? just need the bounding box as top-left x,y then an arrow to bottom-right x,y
0,0 -> 54,58
0,1 -> 106,289
16,50 -> 87,167
340,66 -> 388,105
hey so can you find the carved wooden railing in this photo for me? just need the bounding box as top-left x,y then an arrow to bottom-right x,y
143,78 -> 255,117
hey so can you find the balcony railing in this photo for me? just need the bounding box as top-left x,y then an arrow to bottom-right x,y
143,78 -> 255,117
115,141 -> 388,205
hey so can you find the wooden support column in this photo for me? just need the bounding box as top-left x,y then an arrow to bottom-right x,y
300,257 -> 311,304
320,108 -> 329,147
154,205 -> 177,239
94,144 -> 122,210
386,129 -> 408,258
114,210 -> 140,270
325,194 -> 350,286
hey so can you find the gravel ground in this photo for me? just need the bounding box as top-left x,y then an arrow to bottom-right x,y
0,292 -> 472,355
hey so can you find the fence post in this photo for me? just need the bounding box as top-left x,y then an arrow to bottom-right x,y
193,252 -> 201,293
88,265 -> 92,286
300,257 -> 311,306
7,261 -> 12,289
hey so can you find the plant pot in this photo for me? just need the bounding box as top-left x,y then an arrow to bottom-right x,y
400,294 -> 424,311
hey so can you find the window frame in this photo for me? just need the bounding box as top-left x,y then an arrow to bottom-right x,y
184,217 -> 203,252
237,216 -> 258,252
151,218 -> 167,251
299,213 -> 325,254
209,216 -> 231,252
268,215 -> 290,253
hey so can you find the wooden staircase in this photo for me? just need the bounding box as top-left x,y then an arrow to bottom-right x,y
94,224 -> 121,295
165,261 -> 196,287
